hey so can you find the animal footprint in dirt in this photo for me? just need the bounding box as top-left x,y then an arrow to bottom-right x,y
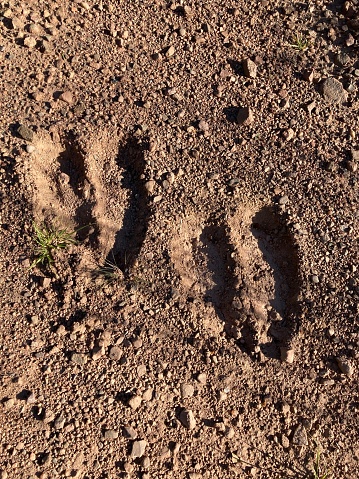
171,204 -> 300,358
26,130 -> 150,272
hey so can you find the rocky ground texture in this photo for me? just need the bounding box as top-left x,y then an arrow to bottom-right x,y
0,0 -> 359,478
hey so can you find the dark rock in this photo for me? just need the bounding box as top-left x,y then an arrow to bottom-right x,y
321,77 -> 348,104
17,125 -> 34,141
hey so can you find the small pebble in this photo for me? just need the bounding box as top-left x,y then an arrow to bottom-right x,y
123,462 -> 134,473
198,120 -> 209,132
180,383 -> 195,399
103,429 -> 118,440
346,161 -> 357,172
131,440 -> 147,458
145,180 -> 155,194
336,357 -> 354,376
54,415 -> 66,430
280,347 -> 294,364
321,77 -> 348,104
142,388 -> 153,401
128,395 -> 142,410
23,36 -> 37,48
282,128 -> 294,141
179,409 -> 196,429
243,58 -> 257,78
26,144 -> 36,153
109,346 -> 121,360
292,424 -> 308,446
92,346 -> 105,360
17,124 -> 34,141
59,90 -> 74,105
278,195 -> 289,205
166,45 -> 175,57
3,398 -> 15,409
282,434 -> 290,448
197,373 -> 207,384
71,353 -> 88,365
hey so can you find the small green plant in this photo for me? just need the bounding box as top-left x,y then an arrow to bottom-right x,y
313,446 -> 331,479
289,33 -> 311,51
31,222 -> 78,269
94,258 -> 124,282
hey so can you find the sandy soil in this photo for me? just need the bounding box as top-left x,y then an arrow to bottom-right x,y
0,0 -> 359,478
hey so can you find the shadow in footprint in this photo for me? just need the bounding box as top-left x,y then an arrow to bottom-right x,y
198,208 -> 301,358
198,223 -> 257,352
106,137 -> 151,276
251,206 -> 301,356
56,134 -> 99,245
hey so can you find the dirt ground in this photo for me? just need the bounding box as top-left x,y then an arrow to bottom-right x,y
0,0 -> 359,478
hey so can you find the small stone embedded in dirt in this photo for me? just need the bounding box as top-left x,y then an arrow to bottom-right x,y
11,17 -> 24,30
26,144 -> 36,153
335,53 -> 350,68
54,415 -> 66,430
292,424 -> 308,446
179,409 -> 196,429
23,36 -> 37,49
26,393 -> 36,404
196,373 -> 207,384
142,456 -> 150,469
17,125 -> 34,141
109,346 -> 121,360
43,409 -> 55,424
237,106 -> 254,125
243,58 -> 257,78
122,425 -> 137,439
103,429 -> 118,440
198,120 -> 209,132
28,24 -> 42,35
351,150 -> 359,161
137,364 -> 147,377
346,161 -> 357,172
302,69 -> 315,82
132,337 -> 143,349
321,77 -> 348,104
180,383 -> 195,399
281,434 -> 290,448
124,462 -> 134,473
92,345 -> 105,360
142,388 -> 153,401
282,128 -> 294,141
225,426 -> 235,438
71,353 -> 88,365
41,277 -> 51,288
280,347 -> 294,364
128,395 -> 142,410
59,90 -> 74,105
131,440 -> 147,458
336,357 -> 354,376
166,45 -> 175,57
306,101 -> 316,114
145,180 -> 155,194
278,195 -> 289,205
3,398 -> 15,409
